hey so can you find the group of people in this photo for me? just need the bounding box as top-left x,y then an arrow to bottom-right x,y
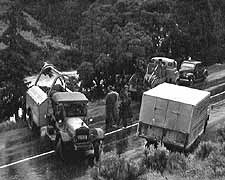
105,85 -> 133,132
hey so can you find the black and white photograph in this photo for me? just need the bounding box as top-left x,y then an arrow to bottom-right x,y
1,0 -> 225,179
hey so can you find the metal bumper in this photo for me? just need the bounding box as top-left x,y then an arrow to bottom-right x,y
74,142 -> 93,151
179,78 -> 190,82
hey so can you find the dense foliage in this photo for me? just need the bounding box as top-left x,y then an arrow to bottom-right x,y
23,0 -> 225,95
0,3 -> 38,121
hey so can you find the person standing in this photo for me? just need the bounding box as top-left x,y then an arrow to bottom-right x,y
119,85 -> 133,128
105,85 -> 119,132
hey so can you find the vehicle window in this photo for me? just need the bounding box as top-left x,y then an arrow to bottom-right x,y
180,63 -> 195,69
63,103 -> 87,117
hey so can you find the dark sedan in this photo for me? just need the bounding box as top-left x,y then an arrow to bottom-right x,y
177,60 -> 208,86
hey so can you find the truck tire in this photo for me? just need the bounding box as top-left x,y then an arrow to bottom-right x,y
27,111 -> 35,130
87,154 -> 95,167
93,140 -> 103,162
56,137 -> 65,161
27,110 -> 40,135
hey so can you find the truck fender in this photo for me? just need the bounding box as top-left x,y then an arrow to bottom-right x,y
187,73 -> 194,79
95,128 -> 104,140
60,131 -> 72,142
90,128 -> 104,142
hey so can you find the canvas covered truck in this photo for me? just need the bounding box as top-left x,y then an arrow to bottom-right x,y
25,63 -> 104,162
137,83 -> 210,151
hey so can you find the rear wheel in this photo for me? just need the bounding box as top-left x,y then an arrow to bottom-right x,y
27,110 -> 40,135
87,154 -> 95,167
27,111 -> 35,130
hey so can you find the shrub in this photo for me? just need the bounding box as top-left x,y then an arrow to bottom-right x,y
142,144 -> 169,175
166,152 -> 187,175
90,152 -> 144,180
194,141 -> 218,160
185,154 -> 211,179
219,143 -> 225,157
207,150 -> 225,178
217,124 -> 225,143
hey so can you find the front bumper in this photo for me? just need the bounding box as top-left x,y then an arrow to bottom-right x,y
178,78 -> 192,85
74,142 -> 93,151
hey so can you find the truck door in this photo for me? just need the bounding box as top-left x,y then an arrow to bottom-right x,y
153,98 -> 168,127
165,101 -> 180,130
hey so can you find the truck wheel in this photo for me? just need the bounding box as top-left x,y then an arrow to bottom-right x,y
27,111 -> 40,135
93,140 -> 102,162
27,111 -> 35,130
87,154 -> 95,167
56,137 -> 65,161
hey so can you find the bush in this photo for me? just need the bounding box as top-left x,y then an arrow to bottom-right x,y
194,141 -> 218,160
142,144 -> 169,175
219,143 -> 225,157
207,150 -> 225,178
217,124 -> 225,143
166,152 -> 187,175
185,154 -> 211,179
90,152 -> 145,180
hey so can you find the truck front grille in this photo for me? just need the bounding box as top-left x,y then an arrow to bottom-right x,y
75,126 -> 90,143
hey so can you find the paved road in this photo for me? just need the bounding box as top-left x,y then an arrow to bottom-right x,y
0,102 -> 225,180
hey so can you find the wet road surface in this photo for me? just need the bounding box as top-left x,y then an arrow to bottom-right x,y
0,125 -> 145,180
0,102 -> 225,180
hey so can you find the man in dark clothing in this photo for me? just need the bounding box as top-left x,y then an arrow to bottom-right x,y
105,86 -> 119,132
119,85 -> 133,128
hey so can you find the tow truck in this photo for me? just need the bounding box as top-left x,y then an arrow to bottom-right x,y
25,63 -> 104,162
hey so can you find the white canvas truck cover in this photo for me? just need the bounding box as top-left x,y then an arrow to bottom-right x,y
139,83 -> 210,133
26,86 -> 48,126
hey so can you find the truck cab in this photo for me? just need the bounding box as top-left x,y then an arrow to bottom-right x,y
25,63 -> 104,162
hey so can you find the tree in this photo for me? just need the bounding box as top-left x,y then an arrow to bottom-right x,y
77,61 -> 95,91
95,53 -> 114,89
0,3 -> 37,121
0,50 -> 29,121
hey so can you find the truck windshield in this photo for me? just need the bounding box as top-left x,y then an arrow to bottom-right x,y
63,103 -> 87,117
